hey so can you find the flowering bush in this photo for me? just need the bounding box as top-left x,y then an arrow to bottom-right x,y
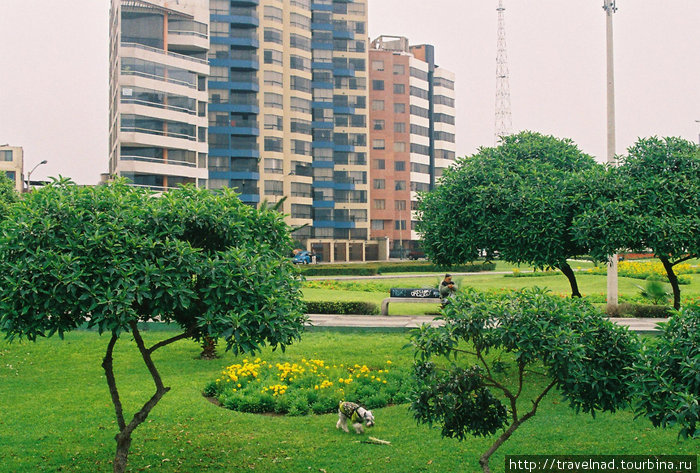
586,261 -> 698,283
204,357 -> 412,416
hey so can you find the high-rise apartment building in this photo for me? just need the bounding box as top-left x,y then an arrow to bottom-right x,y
109,0 -> 211,191
0,145 -> 24,193
369,36 -> 456,256
207,0 -> 371,262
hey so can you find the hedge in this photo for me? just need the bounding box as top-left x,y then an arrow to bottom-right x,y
606,303 -> 673,318
304,301 -> 380,315
300,261 -> 496,277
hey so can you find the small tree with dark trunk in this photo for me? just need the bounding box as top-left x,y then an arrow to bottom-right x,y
417,131 -> 602,298
410,288 -> 639,473
0,179 -> 306,473
574,136 -> 700,309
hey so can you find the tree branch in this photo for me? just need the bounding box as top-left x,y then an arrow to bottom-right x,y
148,331 -> 191,355
102,332 -> 126,431
671,254 -> 695,266
129,321 -> 166,392
476,347 -> 516,401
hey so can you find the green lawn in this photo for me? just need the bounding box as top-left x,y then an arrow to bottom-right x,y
0,330 -> 696,473
303,272 -> 700,315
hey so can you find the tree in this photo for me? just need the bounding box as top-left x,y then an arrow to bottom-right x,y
0,173 -> 18,217
574,137 -> 700,309
633,304 -> 700,439
0,179 -> 306,473
417,131 -> 602,298
410,288 -> 639,473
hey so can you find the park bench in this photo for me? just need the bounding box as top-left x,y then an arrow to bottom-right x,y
381,288 -> 442,316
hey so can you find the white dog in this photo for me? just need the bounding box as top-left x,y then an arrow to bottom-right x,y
336,401 -> 375,434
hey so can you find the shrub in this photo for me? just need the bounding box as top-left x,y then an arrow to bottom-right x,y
633,305 -> 700,439
305,301 -> 380,315
300,261 -> 496,276
205,357 -> 410,416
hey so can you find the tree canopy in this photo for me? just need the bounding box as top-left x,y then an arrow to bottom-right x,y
417,131 -> 601,297
410,288 -> 639,473
0,178 -> 306,472
574,136 -> 700,309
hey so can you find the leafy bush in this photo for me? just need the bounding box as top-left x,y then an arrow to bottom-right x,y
205,358 -> 410,415
305,301 -> 380,315
633,305 -> 700,439
504,269 -> 560,278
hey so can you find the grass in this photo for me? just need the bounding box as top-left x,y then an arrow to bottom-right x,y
0,330 -> 697,473
303,272 -> 700,315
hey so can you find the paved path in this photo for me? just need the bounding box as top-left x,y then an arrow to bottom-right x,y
307,314 -> 666,332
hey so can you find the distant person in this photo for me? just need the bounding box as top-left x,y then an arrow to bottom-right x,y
439,274 -> 457,304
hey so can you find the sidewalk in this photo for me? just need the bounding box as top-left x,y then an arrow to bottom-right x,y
306,314 -> 666,332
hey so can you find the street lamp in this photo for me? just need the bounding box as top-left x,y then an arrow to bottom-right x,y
26,160 -> 48,192
603,0 -> 619,310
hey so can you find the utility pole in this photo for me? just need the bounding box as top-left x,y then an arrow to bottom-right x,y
604,0 -> 618,310
495,0 -> 513,145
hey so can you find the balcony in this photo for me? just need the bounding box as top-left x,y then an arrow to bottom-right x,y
211,8 -> 259,28
121,42 -> 208,66
332,29 -> 355,40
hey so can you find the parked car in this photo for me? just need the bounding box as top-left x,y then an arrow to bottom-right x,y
407,250 -> 425,260
292,251 -> 313,264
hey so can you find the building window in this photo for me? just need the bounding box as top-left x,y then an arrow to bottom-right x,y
395,200 -> 407,211
372,139 -> 385,150
393,64 -> 405,75
264,180 -> 284,196
264,136 -> 283,152
264,70 -> 283,87
394,122 -> 406,133
264,92 -> 283,109
371,60 -> 384,71
371,220 -> 385,230
394,220 -> 407,230
393,83 -> 405,94
371,100 -> 385,111
0,150 -> 13,161
374,199 -> 385,210
290,55 -> 311,72
264,114 -> 283,131
5,171 -> 16,181
394,161 -> 406,171
372,80 -> 384,91
264,28 -> 282,44
394,103 -> 406,113
373,119 -> 385,130
264,6 -> 283,23
264,158 -> 283,174
394,142 -> 406,152
373,159 -> 385,169
264,49 -> 283,66
373,179 -> 385,189
395,180 -> 406,191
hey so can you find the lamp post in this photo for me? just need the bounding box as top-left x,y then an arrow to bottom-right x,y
604,0 -> 618,310
26,160 -> 48,192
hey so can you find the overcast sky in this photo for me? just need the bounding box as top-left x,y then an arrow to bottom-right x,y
0,0 -> 698,184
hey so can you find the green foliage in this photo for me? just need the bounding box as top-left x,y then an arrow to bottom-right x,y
606,303 -> 672,318
206,357 -> 411,416
0,173 -> 18,218
0,179 -> 306,352
633,305 -> 700,439
417,131 -> 600,297
574,136 -> 700,308
410,288 -> 640,471
634,278 -> 672,305
305,301 -> 380,315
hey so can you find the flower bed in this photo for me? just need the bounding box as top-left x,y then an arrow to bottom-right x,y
204,357 -> 413,416
586,261 -> 698,283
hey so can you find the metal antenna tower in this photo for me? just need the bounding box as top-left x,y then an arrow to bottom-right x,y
495,0 -> 513,145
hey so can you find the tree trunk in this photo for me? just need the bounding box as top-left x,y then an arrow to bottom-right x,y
200,336 -> 218,359
659,256 -> 681,310
558,262 -> 582,298
113,433 -> 132,473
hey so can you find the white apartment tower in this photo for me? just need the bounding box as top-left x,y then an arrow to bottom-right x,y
109,0 -> 211,190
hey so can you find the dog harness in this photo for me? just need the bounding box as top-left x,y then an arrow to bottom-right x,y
339,401 -> 362,423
